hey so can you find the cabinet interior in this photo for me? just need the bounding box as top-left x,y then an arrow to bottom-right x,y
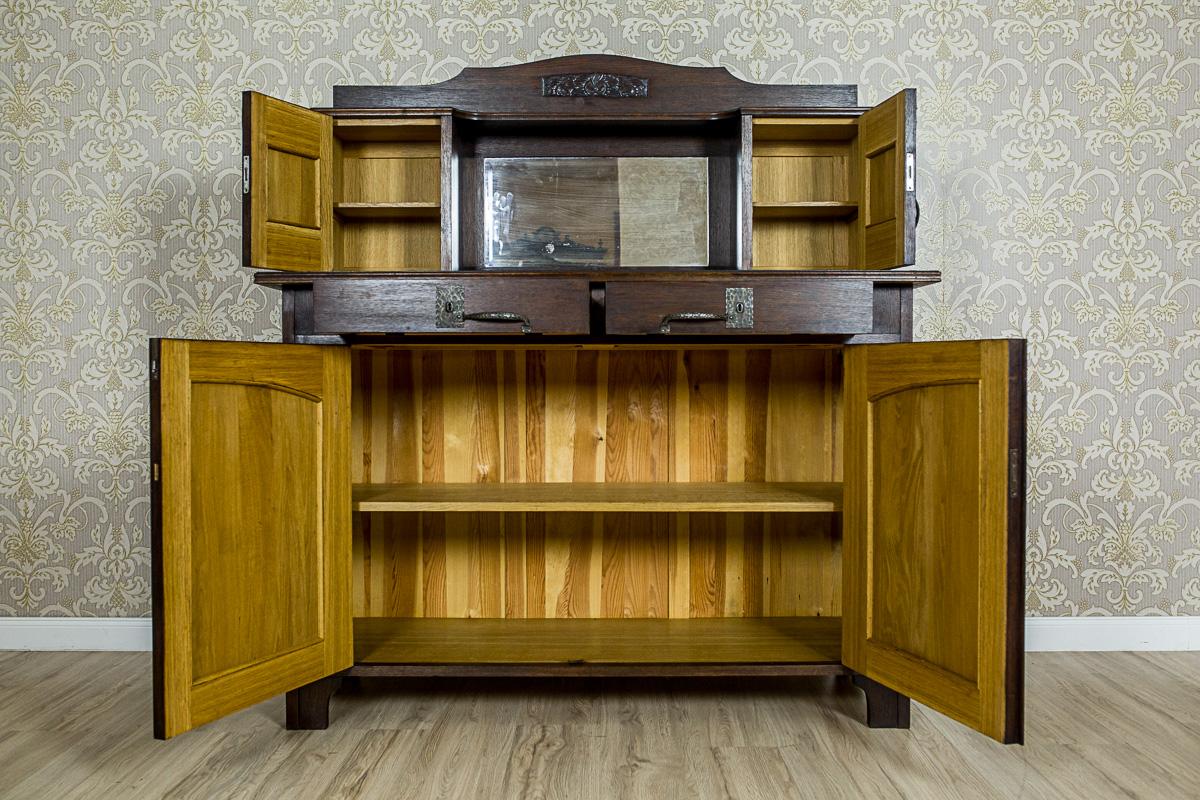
751,118 -> 860,270
333,118 -> 442,271
303,113 -> 899,274
347,344 -> 844,664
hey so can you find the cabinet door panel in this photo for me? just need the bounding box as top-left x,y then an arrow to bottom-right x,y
856,90 -> 915,269
843,340 -> 1024,743
151,340 -> 352,738
244,92 -> 334,271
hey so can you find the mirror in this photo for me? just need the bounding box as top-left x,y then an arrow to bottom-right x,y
483,157 -> 709,268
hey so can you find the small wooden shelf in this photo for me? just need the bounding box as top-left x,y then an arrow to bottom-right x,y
335,117 -> 441,142
353,617 -> 843,667
335,202 -> 440,219
753,201 -> 858,219
752,117 -> 859,141
352,481 -> 842,513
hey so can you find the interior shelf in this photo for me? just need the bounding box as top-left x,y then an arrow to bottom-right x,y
353,616 -> 843,666
334,117 -> 441,142
752,201 -> 858,219
352,481 -> 842,513
752,117 -> 859,141
335,201 -> 440,219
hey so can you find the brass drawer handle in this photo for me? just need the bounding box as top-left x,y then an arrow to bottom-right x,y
463,311 -> 533,334
658,312 -> 726,333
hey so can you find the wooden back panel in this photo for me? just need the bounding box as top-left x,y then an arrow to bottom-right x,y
349,346 -> 842,619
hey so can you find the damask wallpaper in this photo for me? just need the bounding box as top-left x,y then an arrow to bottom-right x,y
2,1 -> 1198,619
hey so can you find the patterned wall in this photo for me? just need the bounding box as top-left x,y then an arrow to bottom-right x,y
2,1 -> 1198,618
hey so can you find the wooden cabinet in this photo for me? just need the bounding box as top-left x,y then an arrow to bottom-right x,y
152,56 -> 1023,746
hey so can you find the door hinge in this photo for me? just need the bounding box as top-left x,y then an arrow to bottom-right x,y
905,153 -> 915,192
152,462 -> 160,482
149,358 -> 159,380
242,155 -> 250,193
1009,449 -> 1022,499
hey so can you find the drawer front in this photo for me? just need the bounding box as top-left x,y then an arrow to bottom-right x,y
311,277 -> 591,335
604,278 -> 874,336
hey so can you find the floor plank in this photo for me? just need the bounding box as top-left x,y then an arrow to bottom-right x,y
0,652 -> 1197,799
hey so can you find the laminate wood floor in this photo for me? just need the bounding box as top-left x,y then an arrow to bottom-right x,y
0,651 -> 1197,799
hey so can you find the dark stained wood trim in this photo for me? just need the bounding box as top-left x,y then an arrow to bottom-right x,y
285,673 -> 345,730
898,286 -> 913,342
851,673 -> 911,729
332,55 -> 856,114
1005,339 -> 1027,745
347,663 -> 849,678
604,277 -> 873,336
281,288 -> 295,344
273,273 -> 931,341
255,269 -> 942,287
310,276 -> 592,336
149,338 -> 166,740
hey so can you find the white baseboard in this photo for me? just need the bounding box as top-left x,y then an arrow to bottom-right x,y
0,618 -> 152,651
1024,616 -> 1200,651
1,616 -> 1197,652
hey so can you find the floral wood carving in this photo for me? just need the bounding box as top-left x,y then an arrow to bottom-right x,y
541,73 -> 649,98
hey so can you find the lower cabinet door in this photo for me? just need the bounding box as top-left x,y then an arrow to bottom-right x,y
150,339 -> 353,738
842,339 -> 1025,743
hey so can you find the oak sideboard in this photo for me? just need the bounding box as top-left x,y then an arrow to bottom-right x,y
150,56 -> 1024,744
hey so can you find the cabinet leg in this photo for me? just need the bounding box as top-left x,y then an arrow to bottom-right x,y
851,673 -> 911,729
285,673 -> 344,731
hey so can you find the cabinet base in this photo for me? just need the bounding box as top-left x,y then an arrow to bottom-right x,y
851,673 -> 911,729
285,673 -> 345,731
285,666 -> 909,734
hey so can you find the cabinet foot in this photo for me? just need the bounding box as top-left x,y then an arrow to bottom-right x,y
285,673 -> 344,730
851,674 -> 911,729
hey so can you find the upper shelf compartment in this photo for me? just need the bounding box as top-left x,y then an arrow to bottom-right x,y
748,91 -> 915,272
335,116 -> 442,271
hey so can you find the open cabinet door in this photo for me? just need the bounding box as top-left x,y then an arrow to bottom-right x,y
843,340 -> 1025,743
243,91 -> 334,271
150,340 -> 351,738
857,90 -> 916,269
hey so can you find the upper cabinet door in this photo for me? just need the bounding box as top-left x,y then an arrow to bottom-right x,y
857,90 -> 915,269
842,340 -> 1025,744
150,339 -> 352,738
243,92 -> 334,271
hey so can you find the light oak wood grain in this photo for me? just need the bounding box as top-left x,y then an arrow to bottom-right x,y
247,92 -> 334,271
352,617 -> 843,665
349,346 -> 843,620
2,651 -> 1198,799
857,91 -> 908,270
352,481 -> 842,513
842,340 -> 1018,743
156,340 -> 352,738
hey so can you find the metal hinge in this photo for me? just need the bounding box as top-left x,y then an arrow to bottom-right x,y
1009,449 -> 1022,499
152,463 -> 160,482
905,153 -> 915,192
242,155 -> 250,193
149,358 -> 158,380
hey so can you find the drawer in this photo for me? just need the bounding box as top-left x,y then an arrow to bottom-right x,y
604,278 -> 874,336
311,277 -> 591,335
